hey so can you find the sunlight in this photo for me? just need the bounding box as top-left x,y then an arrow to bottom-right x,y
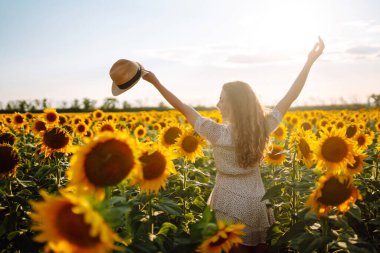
245,1 -> 332,54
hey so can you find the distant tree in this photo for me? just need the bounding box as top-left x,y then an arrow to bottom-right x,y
122,100 -> 131,110
369,94 -> 380,107
70,99 -> 81,110
101,98 -> 119,111
82,98 -> 97,111
158,101 -> 168,109
0,102 -> 3,110
17,100 -> 30,112
42,98 -> 48,109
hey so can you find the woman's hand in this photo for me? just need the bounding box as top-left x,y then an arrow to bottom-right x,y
139,64 -> 160,86
307,36 -> 325,64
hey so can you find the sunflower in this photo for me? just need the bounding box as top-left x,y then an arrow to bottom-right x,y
159,125 -> 183,148
315,127 -> 355,173
300,121 -> 313,131
74,122 -> 88,138
289,129 -> 316,168
12,112 -> 25,128
94,120 -> 117,134
197,220 -> 245,253
375,121 -> 380,132
134,125 -> 147,139
271,123 -> 288,141
134,144 -> 176,193
345,124 -> 359,139
174,130 -> 206,163
43,108 -> 60,126
31,118 -> 47,136
0,144 -> 20,178
354,132 -> 373,150
344,148 -> 367,176
0,131 -> 16,146
92,109 -> 105,121
264,144 -> 287,166
67,132 -> 140,199
306,174 -> 361,217
39,127 -> 72,157
29,191 -> 123,253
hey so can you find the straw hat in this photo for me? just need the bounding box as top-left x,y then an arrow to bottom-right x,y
110,59 -> 145,96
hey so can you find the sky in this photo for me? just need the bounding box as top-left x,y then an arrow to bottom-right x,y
0,0 -> 379,108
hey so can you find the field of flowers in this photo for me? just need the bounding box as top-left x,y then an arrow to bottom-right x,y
0,108 -> 379,253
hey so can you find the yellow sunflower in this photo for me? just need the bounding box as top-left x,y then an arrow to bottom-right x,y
0,144 -> 20,178
94,120 -> 117,134
271,123 -> 288,141
92,109 -> 105,121
29,191 -> 123,253
159,125 -> 183,148
12,112 -> 26,129
67,132 -> 140,200
315,127 -> 355,173
264,144 -> 287,166
300,121 -> 313,131
134,125 -> 147,139
354,131 -> 373,150
73,122 -> 88,138
31,118 -> 47,136
0,131 -> 16,146
306,174 -> 361,217
197,220 -> 245,253
43,108 -> 60,126
289,129 -> 316,168
174,130 -> 206,163
133,144 -> 176,193
344,148 -> 367,176
345,123 -> 359,139
39,127 -> 72,158
375,120 -> 380,132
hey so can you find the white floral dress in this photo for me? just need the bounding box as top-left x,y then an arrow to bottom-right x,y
194,107 -> 283,246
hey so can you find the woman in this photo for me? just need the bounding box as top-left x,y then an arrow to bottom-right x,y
142,37 -> 324,253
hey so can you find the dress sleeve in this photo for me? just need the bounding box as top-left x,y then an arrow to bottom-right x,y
194,115 -> 223,144
266,107 -> 284,133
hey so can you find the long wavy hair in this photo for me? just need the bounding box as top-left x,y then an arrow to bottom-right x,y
223,81 -> 270,168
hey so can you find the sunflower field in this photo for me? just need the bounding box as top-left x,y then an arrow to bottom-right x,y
0,108 -> 379,253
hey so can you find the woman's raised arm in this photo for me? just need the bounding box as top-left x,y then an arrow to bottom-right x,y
275,37 -> 325,116
142,70 -> 201,127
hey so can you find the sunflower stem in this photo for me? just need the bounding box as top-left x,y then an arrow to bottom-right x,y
148,193 -> 155,238
183,160 -> 188,217
321,217 -> 329,253
374,152 -> 379,181
291,150 -> 297,227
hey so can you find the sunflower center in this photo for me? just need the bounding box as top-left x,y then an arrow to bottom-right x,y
95,112 -> 102,118
346,125 -> 357,138
181,136 -> 199,153
140,151 -> 166,180
301,122 -> 312,131
0,145 -> 19,174
0,133 -> 16,145
268,147 -> 282,160
56,204 -> 100,247
137,129 -> 144,136
46,112 -> 57,123
100,124 -> 114,132
321,136 -> 348,163
85,139 -> 134,187
336,122 -> 344,129
357,136 -> 365,146
77,124 -> 86,133
318,177 -> 351,206
35,121 -> 47,132
164,127 -> 181,145
15,115 -> 24,124
43,128 -> 70,149
299,138 -> 311,158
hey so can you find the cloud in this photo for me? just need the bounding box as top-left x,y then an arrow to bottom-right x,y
346,46 -> 380,55
225,53 -> 287,64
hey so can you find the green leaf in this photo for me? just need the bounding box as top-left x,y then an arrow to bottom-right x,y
261,184 -> 284,201
155,198 -> 182,216
157,222 -> 178,236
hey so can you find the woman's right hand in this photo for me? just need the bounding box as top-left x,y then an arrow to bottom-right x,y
307,36 -> 325,64
140,65 -> 160,86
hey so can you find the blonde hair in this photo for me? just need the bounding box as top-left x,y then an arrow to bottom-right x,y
223,81 -> 270,168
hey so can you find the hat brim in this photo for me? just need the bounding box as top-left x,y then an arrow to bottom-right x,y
111,77 -> 141,96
